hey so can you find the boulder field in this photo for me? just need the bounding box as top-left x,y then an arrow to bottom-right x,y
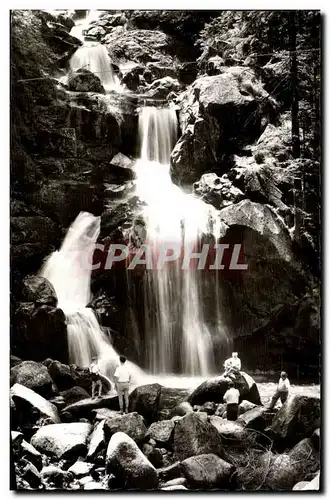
10,357 -> 320,491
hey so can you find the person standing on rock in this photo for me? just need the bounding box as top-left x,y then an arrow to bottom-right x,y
224,352 -> 241,380
89,357 -> 103,399
114,355 -> 131,414
268,371 -> 290,409
223,380 -> 240,421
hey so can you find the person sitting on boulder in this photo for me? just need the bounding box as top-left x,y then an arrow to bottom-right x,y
114,355 -> 131,415
89,356 -> 103,399
268,371 -> 290,409
223,380 -> 240,421
224,352 -> 241,380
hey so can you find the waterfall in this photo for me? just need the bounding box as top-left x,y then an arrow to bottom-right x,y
40,212 -> 143,382
69,10 -> 120,91
134,106 -> 228,376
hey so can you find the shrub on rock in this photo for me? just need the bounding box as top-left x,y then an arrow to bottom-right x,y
188,372 -> 261,406
181,453 -> 235,489
106,432 -> 159,490
173,412 -> 223,461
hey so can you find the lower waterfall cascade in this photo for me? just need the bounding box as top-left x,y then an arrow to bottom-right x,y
40,212 -> 143,383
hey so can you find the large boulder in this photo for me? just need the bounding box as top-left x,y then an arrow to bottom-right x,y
104,412 -> 147,444
171,68 -> 276,185
67,69 -> 105,93
62,394 -> 119,418
10,383 -> 60,425
11,302 -> 68,364
173,412 -> 223,461
228,158 -> 287,210
31,422 -> 92,459
181,454 -> 235,489
105,30 -> 175,66
47,361 -> 76,391
20,275 -> 57,306
188,371 -> 261,406
106,432 -> 159,490
129,384 -> 162,424
268,395 -> 320,446
145,76 -> 181,99
146,420 -> 175,447
10,361 -> 54,398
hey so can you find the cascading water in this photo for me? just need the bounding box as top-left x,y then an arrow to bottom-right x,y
40,212 -> 143,382
68,10 -> 120,91
134,106 -> 229,376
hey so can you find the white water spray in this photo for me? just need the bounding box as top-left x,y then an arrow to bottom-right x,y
69,10 -> 120,91
40,212 -> 143,382
134,106 -> 228,376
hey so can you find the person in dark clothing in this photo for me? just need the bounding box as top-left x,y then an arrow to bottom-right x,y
223,380 -> 240,421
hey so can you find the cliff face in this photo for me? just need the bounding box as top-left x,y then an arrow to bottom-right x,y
10,10 -> 320,378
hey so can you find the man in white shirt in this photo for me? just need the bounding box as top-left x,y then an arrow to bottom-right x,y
114,355 -> 131,414
224,352 -> 242,380
223,381 -> 240,421
268,371 -> 291,409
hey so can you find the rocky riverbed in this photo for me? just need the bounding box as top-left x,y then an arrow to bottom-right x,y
11,356 -> 320,491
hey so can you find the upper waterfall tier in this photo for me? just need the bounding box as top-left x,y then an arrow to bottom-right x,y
138,106 -> 178,165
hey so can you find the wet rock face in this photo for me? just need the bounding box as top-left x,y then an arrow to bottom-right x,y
194,172 -> 244,209
10,361 -> 54,398
170,68 -> 277,185
68,69 -> 106,93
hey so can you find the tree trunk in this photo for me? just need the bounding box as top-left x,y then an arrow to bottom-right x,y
289,11 -> 300,158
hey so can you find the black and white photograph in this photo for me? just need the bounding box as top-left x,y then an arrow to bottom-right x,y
9,8 -> 321,492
